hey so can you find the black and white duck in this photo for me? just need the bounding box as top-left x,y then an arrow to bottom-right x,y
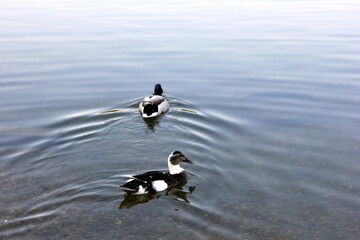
119,151 -> 193,195
139,84 -> 169,118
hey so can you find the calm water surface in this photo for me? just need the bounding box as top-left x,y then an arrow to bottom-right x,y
1,0 -> 360,239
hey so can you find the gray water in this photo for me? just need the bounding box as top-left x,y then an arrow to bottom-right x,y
1,0 -> 360,239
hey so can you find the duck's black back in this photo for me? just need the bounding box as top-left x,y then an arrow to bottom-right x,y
133,170 -> 168,182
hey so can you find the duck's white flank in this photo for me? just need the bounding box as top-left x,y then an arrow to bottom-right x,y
168,156 -> 185,175
152,180 -> 168,192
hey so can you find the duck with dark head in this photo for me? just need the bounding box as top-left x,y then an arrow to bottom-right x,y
139,84 -> 169,118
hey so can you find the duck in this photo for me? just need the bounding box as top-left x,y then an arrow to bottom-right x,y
139,84 -> 169,118
119,151 -> 193,195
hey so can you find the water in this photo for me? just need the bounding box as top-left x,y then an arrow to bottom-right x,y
1,0 -> 360,239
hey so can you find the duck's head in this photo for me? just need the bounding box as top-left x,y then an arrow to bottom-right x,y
168,151 -> 192,174
153,84 -> 163,96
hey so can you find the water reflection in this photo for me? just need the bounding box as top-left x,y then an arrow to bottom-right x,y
238,91 -> 324,127
119,183 -> 196,209
141,115 -> 162,131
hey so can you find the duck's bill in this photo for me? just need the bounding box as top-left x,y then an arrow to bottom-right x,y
183,158 -> 193,164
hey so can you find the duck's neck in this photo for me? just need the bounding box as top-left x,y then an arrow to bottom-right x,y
168,164 -> 184,175
168,161 -> 184,175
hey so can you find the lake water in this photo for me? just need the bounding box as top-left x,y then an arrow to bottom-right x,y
1,0 -> 360,239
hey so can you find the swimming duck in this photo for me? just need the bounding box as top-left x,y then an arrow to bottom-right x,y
119,151 -> 193,195
139,84 -> 169,118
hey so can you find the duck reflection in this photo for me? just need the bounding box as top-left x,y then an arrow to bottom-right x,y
142,116 -> 162,131
119,183 -> 196,209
